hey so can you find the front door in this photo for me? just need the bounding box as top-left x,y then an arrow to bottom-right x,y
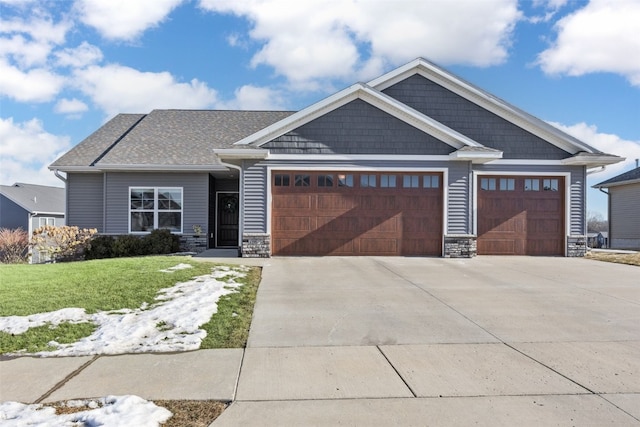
216,192 -> 239,247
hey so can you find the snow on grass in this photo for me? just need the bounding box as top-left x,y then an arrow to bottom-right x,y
0,395 -> 171,426
0,265 -> 249,357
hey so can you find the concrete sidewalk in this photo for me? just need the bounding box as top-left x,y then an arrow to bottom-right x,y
1,257 -> 639,426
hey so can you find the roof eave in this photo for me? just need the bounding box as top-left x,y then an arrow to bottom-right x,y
561,153 -> 625,167
212,149 -> 269,159
593,177 -> 640,189
449,150 -> 503,164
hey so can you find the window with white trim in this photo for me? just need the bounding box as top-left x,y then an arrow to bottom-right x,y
38,217 -> 55,227
130,187 -> 182,233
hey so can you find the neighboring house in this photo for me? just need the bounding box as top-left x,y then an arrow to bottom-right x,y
587,231 -> 608,249
0,183 -> 65,234
50,58 -> 623,258
593,166 -> 640,250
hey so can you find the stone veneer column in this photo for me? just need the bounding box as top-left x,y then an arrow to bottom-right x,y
443,235 -> 477,258
242,233 -> 271,257
567,235 -> 587,257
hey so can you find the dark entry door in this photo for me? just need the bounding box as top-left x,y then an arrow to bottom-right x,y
216,192 -> 239,247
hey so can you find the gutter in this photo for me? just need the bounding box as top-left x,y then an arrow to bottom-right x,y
53,169 -> 67,183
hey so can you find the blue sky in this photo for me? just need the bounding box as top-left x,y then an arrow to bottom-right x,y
1,0 -> 639,218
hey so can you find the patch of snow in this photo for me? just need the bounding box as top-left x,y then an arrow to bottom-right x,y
158,263 -> 192,273
0,395 -> 171,427
0,265 -> 247,357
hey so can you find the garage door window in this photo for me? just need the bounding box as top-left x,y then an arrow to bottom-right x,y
380,175 -> 396,187
275,174 -> 290,186
423,175 -> 440,188
403,175 -> 419,188
499,178 -> 515,191
524,178 -> 540,191
295,174 -> 310,186
543,179 -> 559,191
338,174 -> 353,187
361,174 -> 377,187
481,178 -> 497,190
318,175 -> 334,187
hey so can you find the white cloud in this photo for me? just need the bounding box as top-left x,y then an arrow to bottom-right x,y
221,85 -> 286,110
55,97 -> 89,114
552,122 -> 640,173
75,0 -> 185,41
0,59 -> 64,102
73,64 -> 218,116
537,0 -> 640,86
200,0 -> 521,87
0,14 -> 70,67
55,41 -> 103,68
0,117 -> 71,186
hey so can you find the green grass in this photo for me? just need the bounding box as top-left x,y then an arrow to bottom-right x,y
0,256 -> 261,354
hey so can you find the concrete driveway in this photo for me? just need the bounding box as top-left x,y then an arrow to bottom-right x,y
215,256 -> 640,426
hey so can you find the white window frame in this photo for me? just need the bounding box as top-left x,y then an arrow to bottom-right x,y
38,217 -> 55,227
129,187 -> 183,234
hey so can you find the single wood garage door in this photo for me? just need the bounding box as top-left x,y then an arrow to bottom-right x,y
477,175 -> 565,255
272,171 -> 443,256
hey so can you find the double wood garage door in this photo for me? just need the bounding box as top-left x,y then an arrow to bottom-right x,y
271,171 -> 443,256
477,175 -> 565,255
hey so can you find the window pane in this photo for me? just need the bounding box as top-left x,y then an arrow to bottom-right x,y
481,178 -> 496,190
318,175 -> 333,187
131,188 -> 154,210
361,174 -> 376,187
403,175 -> 419,188
423,175 -> 440,188
543,179 -> 559,191
499,178 -> 515,191
524,179 -> 539,191
294,174 -> 310,186
158,189 -> 182,210
275,174 -> 290,186
380,175 -> 396,188
337,174 -> 353,187
131,212 -> 154,232
158,212 -> 181,232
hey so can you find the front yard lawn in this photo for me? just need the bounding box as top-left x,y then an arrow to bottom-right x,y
0,256 -> 260,354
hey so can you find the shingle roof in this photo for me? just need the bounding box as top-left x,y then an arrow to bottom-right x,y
51,114 -> 145,168
0,183 -> 65,214
51,110 -> 295,169
593,166 -> 640,188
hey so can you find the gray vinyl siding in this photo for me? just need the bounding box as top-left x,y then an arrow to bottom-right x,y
243,160 -> 268,233
383,75 -> 571,160
473,164 -> 585,234
0,196 -> 28,230
264,99 -> 455,155
104,172 -> 208,234
609,183 -> 640,249
66,173 -> 104,232
242,159 -> 470,235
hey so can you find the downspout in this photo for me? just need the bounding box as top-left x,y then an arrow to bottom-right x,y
217,160 -> 244,254
53,169 -> 67,183
53,169 -> 68,228
598,187 -> 611,248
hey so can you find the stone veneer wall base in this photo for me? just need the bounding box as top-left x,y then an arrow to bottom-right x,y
443,235 -> 477,258
567,235 -> 586,257
179,235 -> 208,253
242,233 -> 271,258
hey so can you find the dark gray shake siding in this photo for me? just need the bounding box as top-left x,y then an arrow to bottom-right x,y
264,99 -> 455,155
66,173 -> 104,231
382,75 -> 572,160
103,172 -> 208,234
241,159 -> 471,236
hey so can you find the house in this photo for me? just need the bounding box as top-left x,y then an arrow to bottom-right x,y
593,166 -> 640,250
587,231 -> 608,249
50,58 -> 623,258
0,183 -> 65,234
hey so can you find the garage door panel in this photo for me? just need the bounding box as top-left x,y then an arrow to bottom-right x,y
272,171 -> 443,256
273,195 -> 313,209
478,176 -> 564,256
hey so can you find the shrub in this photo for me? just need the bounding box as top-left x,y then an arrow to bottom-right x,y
30,225 -> 97,263
112,235 -> 146,258
0,228 -> 29,263
84,235 -> 115,260
145,229 -> 180,254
